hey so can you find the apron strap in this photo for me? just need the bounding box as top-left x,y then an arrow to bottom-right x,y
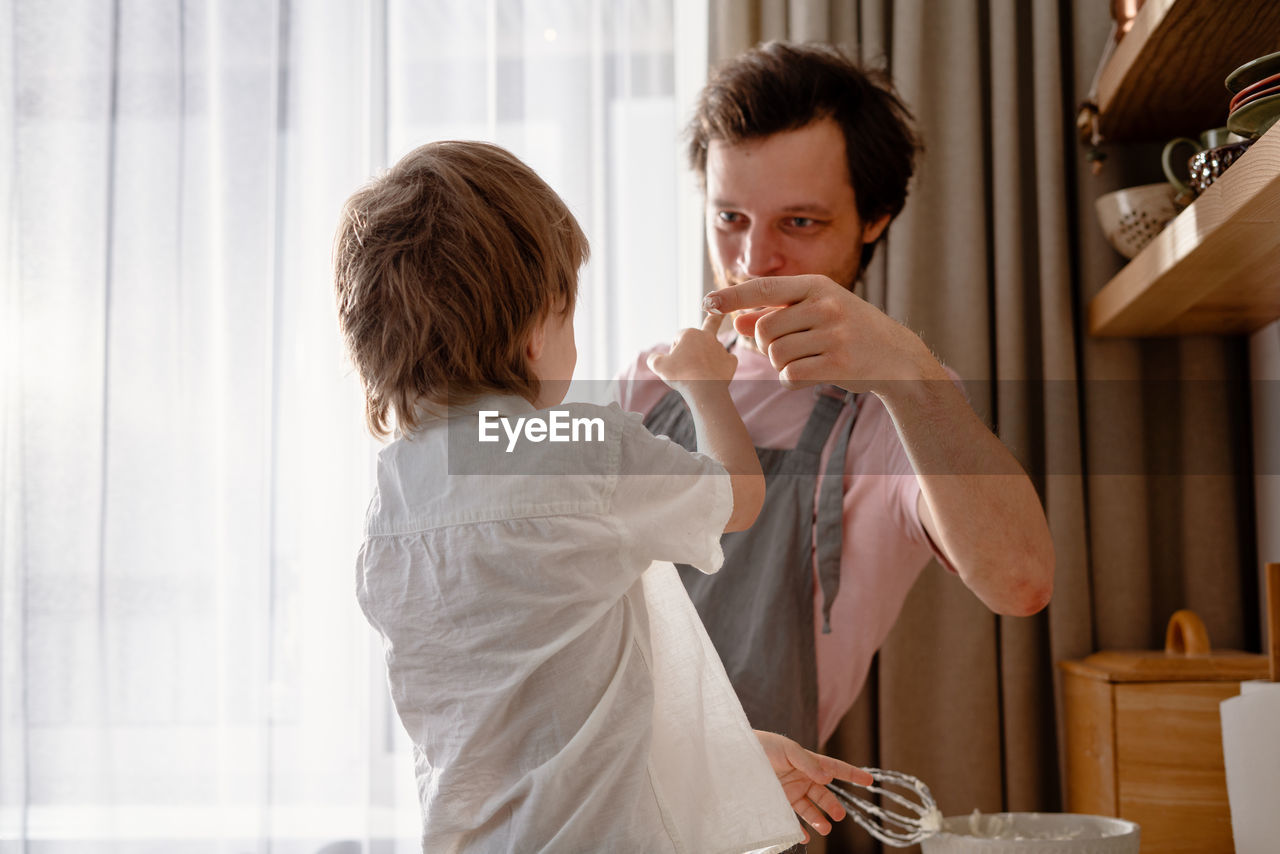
793,387 -> 846,455
816,390 -> 859,633
643,389 -> 697,449
646,365 -> 859,635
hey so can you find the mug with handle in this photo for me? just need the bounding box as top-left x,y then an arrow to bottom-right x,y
1162,127 -> 1234,195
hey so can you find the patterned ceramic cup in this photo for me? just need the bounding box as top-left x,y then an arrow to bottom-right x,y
1187,139 -> 1256,197
1161,127 -> 1235,196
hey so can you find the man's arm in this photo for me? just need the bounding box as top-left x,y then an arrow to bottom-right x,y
704,274 -> 1053,615
884,356 -> 1055,617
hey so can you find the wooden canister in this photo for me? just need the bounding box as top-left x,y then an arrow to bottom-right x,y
1059,610 -> 1268,853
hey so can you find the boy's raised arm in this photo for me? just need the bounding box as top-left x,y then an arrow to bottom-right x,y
647,315 -> 764,532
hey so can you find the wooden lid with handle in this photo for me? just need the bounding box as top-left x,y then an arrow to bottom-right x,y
1061,607 -> 1269,684
1164,608 -> 1211,656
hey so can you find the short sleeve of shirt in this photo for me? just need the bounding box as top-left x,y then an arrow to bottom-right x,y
608,405 -> 732,574
872,408 -> 933,545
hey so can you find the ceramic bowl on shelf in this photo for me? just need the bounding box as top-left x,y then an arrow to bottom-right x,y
1187,139 -> 1256,196
1230,82 -> 1280,114
1227,92 -> 1280,139
1225,49 -> 1280,95
1094,182 -> 1179,259
1229,70 -> 1280,112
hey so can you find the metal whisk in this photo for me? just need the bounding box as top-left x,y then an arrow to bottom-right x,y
827,767 -> 942,847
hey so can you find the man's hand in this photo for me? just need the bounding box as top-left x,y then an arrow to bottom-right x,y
755,729 -> 873,842
703,274 -> 931,393
706,274 -> 1055,617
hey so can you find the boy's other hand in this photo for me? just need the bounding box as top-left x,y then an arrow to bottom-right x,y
646,314 -> 738,392
754,729 -> 873,842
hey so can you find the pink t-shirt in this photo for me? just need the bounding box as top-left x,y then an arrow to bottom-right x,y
615,338 -> 950,745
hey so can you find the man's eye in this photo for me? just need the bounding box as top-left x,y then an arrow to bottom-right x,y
788,217 -> 817,228
718,211 -> 743,224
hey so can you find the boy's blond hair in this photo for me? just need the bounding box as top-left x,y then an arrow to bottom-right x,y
334,141 -> 588,438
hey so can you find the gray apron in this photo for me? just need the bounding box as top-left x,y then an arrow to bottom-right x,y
643,369 -> 857,750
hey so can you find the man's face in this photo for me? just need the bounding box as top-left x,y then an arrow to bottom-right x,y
704,117 -> 888,294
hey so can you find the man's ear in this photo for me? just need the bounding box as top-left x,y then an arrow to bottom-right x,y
862,212 -> 891,245
525,316 -> 547,363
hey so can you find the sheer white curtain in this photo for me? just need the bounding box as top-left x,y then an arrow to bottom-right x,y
1,1 -> 695,851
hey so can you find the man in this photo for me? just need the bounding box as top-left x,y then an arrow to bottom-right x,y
615,41 -> 1054,750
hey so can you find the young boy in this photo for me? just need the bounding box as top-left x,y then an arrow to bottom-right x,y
333,140 -> 866,852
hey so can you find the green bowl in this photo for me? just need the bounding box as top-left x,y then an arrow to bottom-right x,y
1227,92 -> 1280,139
1226,50 -> 1280,94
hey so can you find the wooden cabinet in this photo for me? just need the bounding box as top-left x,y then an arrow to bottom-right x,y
1085,0 -> 1280,337
1059,613 -> 1268,852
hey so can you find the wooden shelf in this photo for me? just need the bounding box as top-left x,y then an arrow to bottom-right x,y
1095,0 -> 1280,141
1089,122 -> 1280,337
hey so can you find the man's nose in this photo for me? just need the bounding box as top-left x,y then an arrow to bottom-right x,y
740,225 -> 786,277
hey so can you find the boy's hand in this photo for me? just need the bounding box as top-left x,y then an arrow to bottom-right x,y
754,729 -> 873,842
646,314 -> 737,392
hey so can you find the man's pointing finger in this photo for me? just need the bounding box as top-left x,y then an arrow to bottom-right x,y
702,275 -> 813,315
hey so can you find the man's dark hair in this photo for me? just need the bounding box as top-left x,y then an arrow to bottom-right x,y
687,41 -> 922,272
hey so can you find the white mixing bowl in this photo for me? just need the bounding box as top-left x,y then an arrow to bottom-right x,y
921,812 -> 1139,854
1094,182 -> 1179,259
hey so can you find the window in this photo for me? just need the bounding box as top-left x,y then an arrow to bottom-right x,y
1,1 -> 705,849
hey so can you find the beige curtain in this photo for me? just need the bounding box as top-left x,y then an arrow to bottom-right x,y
706,2 -> 1259,852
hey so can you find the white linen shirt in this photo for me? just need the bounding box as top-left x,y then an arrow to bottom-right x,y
356,395 -> 802,853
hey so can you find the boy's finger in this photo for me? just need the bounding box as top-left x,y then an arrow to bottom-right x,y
792,797 -> 831,836
786,746 -> 828,783
822,756 -> 873,787
808,782 -> 847,821
701,312 -> 723,335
